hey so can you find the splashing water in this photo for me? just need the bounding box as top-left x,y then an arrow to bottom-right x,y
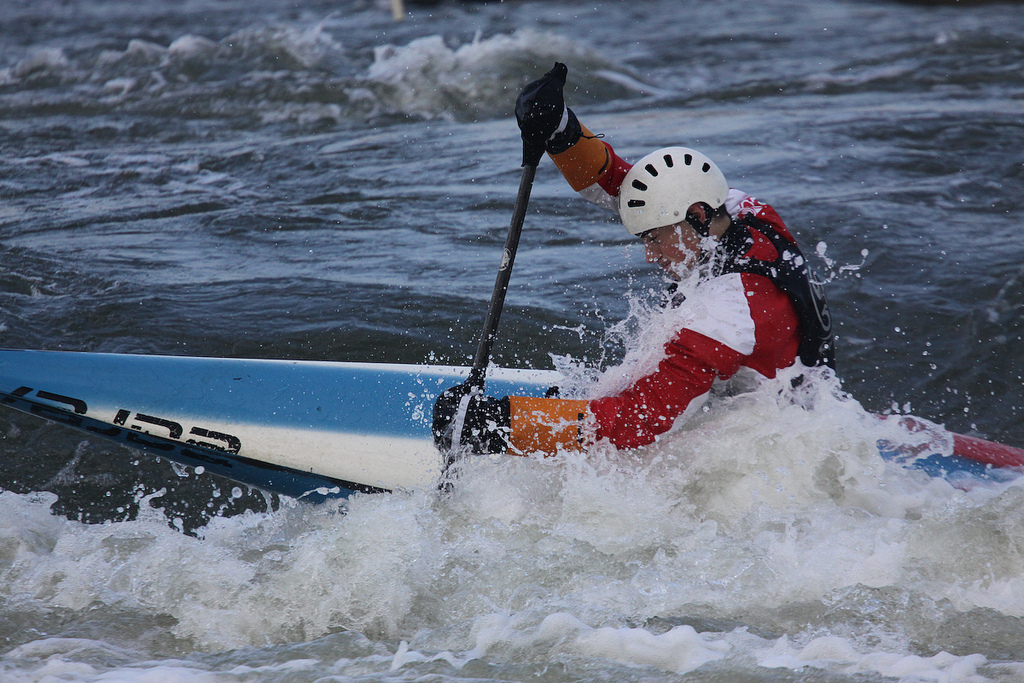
4,367 -> 1024,680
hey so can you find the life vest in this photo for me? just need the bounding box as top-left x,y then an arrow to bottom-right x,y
714,214 -> 836,369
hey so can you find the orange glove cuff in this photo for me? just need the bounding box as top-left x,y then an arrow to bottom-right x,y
508,396 -> 589,456
549,124 -> 610,192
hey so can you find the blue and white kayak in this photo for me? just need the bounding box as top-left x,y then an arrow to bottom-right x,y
0,349 -> 560,501
1,349 -> 1022,500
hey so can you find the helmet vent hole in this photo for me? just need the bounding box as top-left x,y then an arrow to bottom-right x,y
702,162 -> 711,172
645,163 -> 658,176
627,199 -> 646,208
663,154 -> 674,167
631,179 -> 648,191
684,154 -> 692,165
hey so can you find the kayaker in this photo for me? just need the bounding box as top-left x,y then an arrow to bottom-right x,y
433,63 -> 834,456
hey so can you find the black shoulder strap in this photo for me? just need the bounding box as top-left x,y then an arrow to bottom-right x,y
716,215 -> 836,369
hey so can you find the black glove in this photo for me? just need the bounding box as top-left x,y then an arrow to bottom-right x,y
515,62 -> 581,166
432,384 -> 511,454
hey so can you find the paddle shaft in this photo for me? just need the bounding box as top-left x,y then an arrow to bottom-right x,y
467,162 -> 538,391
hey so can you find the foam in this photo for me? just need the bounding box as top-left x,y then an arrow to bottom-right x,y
366,29 -> 642,120
454,612 -> 729,674
3,352 -> 1023,677
758,635 -> 989,682
10,48 -> 70,80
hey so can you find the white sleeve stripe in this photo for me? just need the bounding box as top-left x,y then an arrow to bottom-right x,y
578,182 -> 619,212
676,273 -> 757,356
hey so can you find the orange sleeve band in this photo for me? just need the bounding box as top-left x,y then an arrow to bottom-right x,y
549,124 -> 610,192
508,396 -> 589,456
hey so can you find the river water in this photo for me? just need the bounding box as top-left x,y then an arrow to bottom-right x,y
2,0 -> 1024,680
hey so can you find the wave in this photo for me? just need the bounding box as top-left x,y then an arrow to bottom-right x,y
366,29 -> 648,121
0,25 -> 650,125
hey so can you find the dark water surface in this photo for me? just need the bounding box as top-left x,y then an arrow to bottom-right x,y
2,0 -> 1024,680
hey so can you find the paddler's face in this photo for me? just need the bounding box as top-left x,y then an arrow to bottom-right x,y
640,222 -> 700,279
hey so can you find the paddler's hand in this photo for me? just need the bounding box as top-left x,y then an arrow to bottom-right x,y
432,384 -> 511,454
515,62 -> 582,165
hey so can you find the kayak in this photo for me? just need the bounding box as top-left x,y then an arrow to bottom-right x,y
1,349 -> 1022,500
0,349 -> 558,500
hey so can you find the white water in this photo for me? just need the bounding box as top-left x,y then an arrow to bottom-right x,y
4,370 -> 1024,681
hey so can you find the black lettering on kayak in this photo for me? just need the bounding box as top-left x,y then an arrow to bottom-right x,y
14,392 -> 246,458
187,427 -> 241,454
36,390 -> 88,415
111,409 -> 244,456
6,386 -> 89,415
131,413 -> 184,440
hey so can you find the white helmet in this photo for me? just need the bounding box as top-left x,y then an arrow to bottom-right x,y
618,147 -> 729,236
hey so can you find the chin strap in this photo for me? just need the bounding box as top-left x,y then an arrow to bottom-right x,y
685,202 -> 715,238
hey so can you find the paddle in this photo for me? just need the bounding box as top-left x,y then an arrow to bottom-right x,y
466,161 -> 537,392
466,63 -> 565,392
434,152 -> 538,462
434,65 -> 565,460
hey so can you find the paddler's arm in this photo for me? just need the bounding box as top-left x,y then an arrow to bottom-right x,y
432,386 -> 588,456
508,396 -> 589,455
547,122 -> 632,210
500,329 -> 730,454
431,320 -> 763,457
516,62 -> 632,210
432,337 -> 723,456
